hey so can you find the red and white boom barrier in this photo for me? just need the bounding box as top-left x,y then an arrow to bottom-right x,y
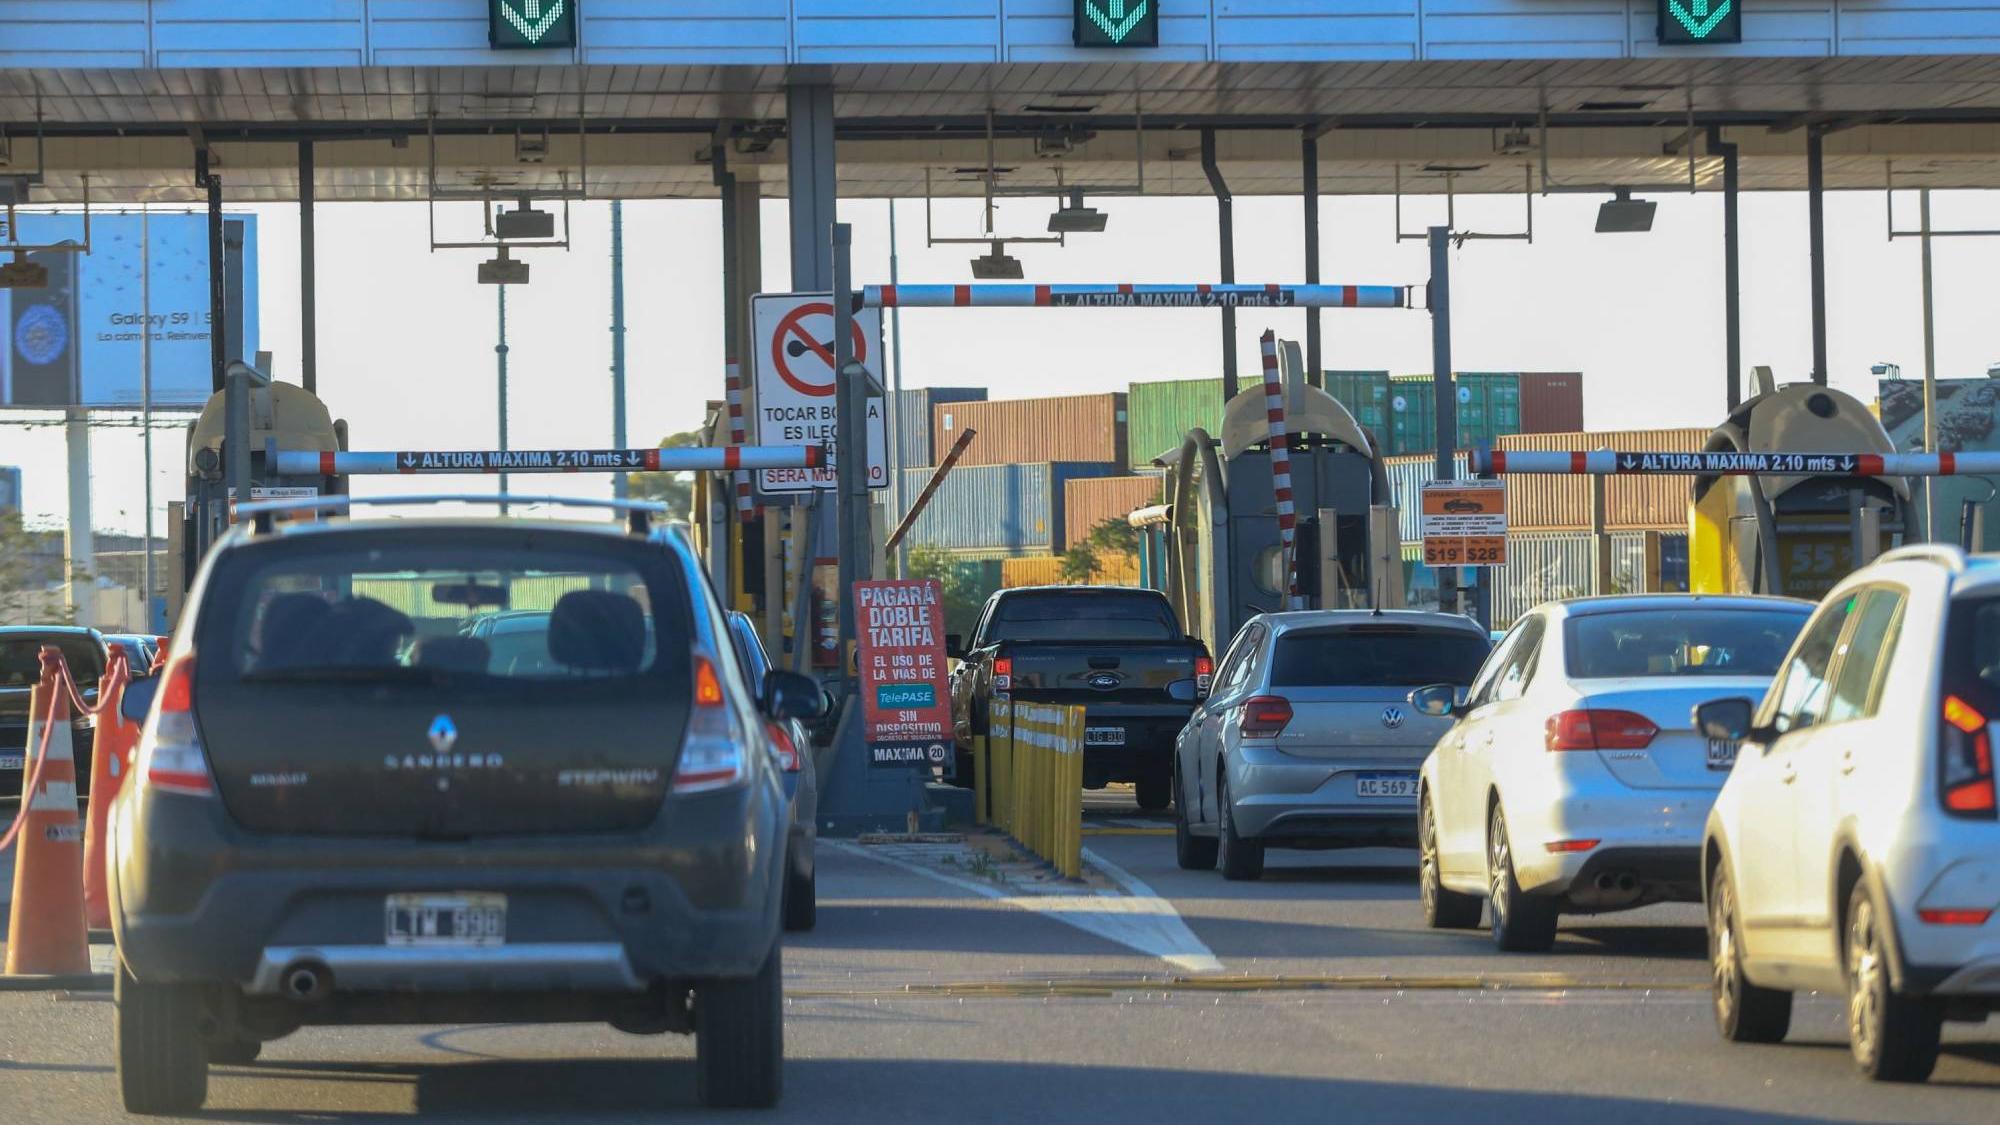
862,283 -> 1409,310
274,445 -> 824,476
1471,449 -> 2000,477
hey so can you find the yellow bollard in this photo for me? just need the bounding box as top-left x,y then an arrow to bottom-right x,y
972,733 -> 988,827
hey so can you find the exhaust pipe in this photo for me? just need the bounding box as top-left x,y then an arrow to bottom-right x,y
1594,872 -> 1618,892
1615,873 -> 1639,894
282,961 -> 332,1002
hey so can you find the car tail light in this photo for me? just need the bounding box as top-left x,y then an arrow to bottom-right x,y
1918,908 -> 1993,926
1239,695 -> 1293,738
1546,709 -> 1658,752
1194,655 -> 1213,698
1940,695 -> 1996,818
767,721 -> 802,773
992,656 -> 1013,692
135,651 -> 214,798
1544,839 -> 1600,854
674,653 -> 749,794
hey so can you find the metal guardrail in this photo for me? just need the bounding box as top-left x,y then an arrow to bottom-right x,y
979,700 -> 1083,880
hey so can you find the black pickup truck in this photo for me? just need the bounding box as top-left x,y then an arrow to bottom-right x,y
949,587 -> 1211,810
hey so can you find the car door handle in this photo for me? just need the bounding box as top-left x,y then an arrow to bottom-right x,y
1840,750 -> 1856,776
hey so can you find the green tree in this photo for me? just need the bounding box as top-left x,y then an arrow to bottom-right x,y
906,544 -> 995,639
0,513 -> 70,625
625,429 -> 703,518
1059,517 -> 1141,584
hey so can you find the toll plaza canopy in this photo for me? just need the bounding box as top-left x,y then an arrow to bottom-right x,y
9,2 -> 2000,202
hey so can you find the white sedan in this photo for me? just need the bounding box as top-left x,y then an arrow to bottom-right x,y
1410,594 -> 1812,952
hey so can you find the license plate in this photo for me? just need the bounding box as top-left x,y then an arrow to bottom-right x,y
385,893 -> 506,947
1356,773 -> 1420,799
1707,739 -> 1740,771
0,754 -> 23,771
1084,727 -> 1126,746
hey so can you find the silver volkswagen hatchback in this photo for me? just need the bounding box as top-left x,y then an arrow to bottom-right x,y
1173,610 -> 1491,880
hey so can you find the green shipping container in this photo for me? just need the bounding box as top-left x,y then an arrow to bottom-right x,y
1388,373 -> 1523,455
1323,371 -> 1392,450
1126,378 -> 1226,468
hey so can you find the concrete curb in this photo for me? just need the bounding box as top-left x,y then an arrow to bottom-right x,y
0,972 -> 113,992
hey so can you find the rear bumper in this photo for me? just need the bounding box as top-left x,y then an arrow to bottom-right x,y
1229,752 -> 1421,845
1075,712 -> 1190,783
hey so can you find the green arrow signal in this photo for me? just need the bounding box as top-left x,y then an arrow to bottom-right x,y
500,0 -> 566,45
1085,0 -> 1151,44
1667,0 -> 1732,39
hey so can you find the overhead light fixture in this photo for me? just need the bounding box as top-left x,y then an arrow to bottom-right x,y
1595,189 -> 1657,234
478,247 -> 530,285
1048,189 -> 1107,234
0,254 -> 48,289
970,241 -> 1023,280
1870,362 -> 1903,379
494,197 -> 555,240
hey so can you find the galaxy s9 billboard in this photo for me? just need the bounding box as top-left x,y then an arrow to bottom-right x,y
1,212 -> 257,408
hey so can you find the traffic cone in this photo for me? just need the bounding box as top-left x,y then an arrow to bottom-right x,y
83,648 -> 137,931
4,647 -> 91,977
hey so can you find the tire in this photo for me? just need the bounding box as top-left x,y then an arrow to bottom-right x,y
783,859 -> 817,933
1134,771 -> 1172,812
205,1037 -> 263,1066
1845,881 -> 1943,1082
696,942 -> 784,1109
1173,766 -> 1218,871
115,964 -> 208,1115
1419,794 -> 1482,930
1216,774 -> 1264,882
1709,863 -> 1791,1043
1487,805 -> 1558,953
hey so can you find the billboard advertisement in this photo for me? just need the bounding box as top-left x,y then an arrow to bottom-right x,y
1,212 -> 257,408
1878,378 -> 2000,551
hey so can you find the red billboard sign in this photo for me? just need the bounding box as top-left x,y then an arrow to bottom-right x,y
853,579 -> 953,769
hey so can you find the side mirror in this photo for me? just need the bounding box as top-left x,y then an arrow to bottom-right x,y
1409,683 -> 1461,719
1694,698 -> 1758,743
121,675 -> 160,725
945,634 -> 965,660
764,670 -> 831,722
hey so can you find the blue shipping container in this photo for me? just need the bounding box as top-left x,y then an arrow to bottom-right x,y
893,387 -> 986,471
895,462 -> 1118,554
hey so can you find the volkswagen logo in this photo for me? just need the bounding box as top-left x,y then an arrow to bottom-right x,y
428,714 -> 459,754
1381,707 -> 1405,730
1085,672 -> 1122,691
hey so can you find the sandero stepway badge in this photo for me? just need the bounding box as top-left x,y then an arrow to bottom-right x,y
429,715 -> 459,755
1381,707 -> 1405,730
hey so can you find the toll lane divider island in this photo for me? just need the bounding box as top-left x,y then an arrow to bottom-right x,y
272,445 -> 825,476
1473,449 -> 2000,476
985,700 -> 1085,880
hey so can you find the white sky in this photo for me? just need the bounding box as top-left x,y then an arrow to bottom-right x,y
4,186 -> 1998,536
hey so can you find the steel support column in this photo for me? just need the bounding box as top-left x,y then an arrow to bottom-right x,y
1303,130 -> 1322,389
1202,129 -> 1238,401
787,85 -> 837,292
197,148 -> 227,393
1710,127 -> 1742,410
1807,128 -> 1828,385
610,200 -> 628,500
299,141 -> 317,396
1429,227 -> 1460,616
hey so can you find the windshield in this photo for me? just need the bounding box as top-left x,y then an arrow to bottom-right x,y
987,592 -> 1179,644
1564,607 -> 1809,679
1270,626 -> 1489,688
0,635 -> 104,690
227,547 -> 664,682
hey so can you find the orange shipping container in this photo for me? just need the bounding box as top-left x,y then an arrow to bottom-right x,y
1497,428 -> 1709,530
1064,475 -> 1164,550
1001,553 -> 1142,589
935,393 -> 1128,468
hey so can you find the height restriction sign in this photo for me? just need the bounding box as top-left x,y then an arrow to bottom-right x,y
1420,479 -> 1508,567
751,293 -> 889,494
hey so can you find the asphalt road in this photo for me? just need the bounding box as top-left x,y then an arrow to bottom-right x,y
2,791 -> 1995,1123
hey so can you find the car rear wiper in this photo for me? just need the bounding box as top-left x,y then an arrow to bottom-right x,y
240,665 -> 453,685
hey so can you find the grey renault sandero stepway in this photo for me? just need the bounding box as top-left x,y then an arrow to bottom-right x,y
107,497 -> 824,1114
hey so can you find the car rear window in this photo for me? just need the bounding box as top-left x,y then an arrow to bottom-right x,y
225,544 -> 668,683
1269,626 -> 1489,688
0,636 -> 104,689
988,592 -> 1179,643
1944,595 -> 2000,708
1565,607 -> 1809,679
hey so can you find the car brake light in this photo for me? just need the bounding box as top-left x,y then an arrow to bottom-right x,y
1195,655 -> 1213,698
1544,839 -> 1600,853
767,721 -> 802,773
674,653 -> 748,794
1917,908 -> 1993,926
992,656 -> 1013,692
1940,695 -> 1997,817
1239,695 -> 1293,738
135,651 -> 214,798
1546,709 -> 1658,752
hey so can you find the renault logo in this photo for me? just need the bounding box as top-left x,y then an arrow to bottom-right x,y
428,715 -> 459,754
1381,707 -> 1405,730
1086,672 -> 1122,691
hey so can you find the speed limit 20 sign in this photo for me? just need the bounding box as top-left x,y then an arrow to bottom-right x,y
1420,479 -> 1508,567
750,293 -> 889,494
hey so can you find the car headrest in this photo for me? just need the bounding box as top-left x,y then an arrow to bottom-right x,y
320,597 -> 415,666
258,593 -> 335,669
548,591 -> 647,673
410,635 -> 492,674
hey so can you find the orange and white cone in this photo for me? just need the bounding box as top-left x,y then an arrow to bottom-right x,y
4,647 -> 91,977
83,648 -> 137,931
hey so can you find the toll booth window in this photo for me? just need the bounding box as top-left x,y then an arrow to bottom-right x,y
0,636 -> 104,689
228,549 -> 661,682
987,591 -> 1179,643
1565,608 -> 1811,680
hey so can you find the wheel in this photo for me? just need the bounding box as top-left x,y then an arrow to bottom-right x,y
1845,881 -> 1943,1082
696,942 -> 784,1108
1487,805 -> 1558,953
205,1036 -> 263,1066
115,964 -> 208,1115
1709,863 -> 1791,1043
1134,770 -> 1171,812
1216,774 -> 1264,882
1419,794 -> 1482,930
1173,766 -> 1218,871
783,858 -> 817,933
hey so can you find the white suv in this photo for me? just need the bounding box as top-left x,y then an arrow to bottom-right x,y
1698,545 -> 2000,1082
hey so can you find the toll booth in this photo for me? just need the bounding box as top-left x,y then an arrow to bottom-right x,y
1155,353 -> 1405,657
1691,384 -> 1916,599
